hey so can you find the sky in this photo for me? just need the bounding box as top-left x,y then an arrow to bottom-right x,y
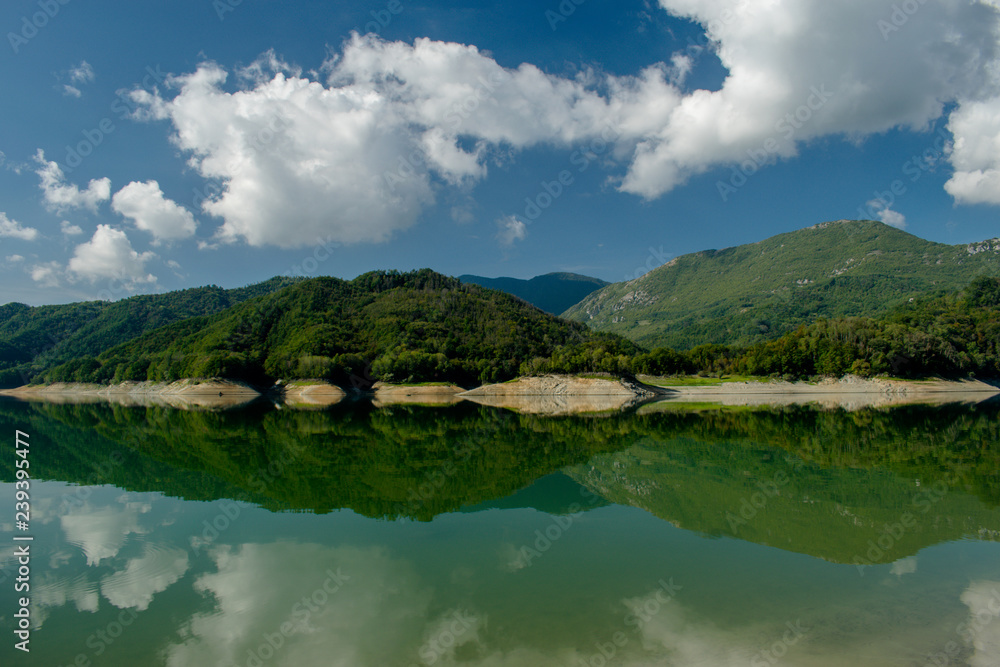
1,0 -> 999,305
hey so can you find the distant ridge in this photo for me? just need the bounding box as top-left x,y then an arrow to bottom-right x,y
563,220 -> 1000,349
459,272 -> 608,315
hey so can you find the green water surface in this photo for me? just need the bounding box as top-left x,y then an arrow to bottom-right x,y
1,397 -> 998,666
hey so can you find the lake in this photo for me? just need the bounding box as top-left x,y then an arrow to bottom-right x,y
1,396 -> 999,666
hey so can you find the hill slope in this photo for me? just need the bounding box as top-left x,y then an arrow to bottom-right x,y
44,270 -> 636,387
0,277 -> 301,387
459,272 -> 608,315
563,220 -> 1000,349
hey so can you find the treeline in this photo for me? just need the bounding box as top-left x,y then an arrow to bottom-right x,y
22,274 -> 1000,388
41,270 -> 641,388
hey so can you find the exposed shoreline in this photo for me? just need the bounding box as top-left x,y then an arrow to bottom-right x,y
0,374 -> 996,413
0,379 -> 261,409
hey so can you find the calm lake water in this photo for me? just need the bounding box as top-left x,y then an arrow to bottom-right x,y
1,396 -> 999,666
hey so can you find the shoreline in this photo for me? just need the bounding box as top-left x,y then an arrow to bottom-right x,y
0,374 -> 996,413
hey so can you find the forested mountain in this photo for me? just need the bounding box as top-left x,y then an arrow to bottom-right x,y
564,220 -> 1000,349
556,276 -> 1000,380
459,272 -> 608,315
40,270 -> 638,388
0,277 -> 301,387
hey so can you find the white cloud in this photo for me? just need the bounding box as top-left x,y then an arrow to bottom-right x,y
30,261 -> 62,287
111,180 -> 197,243
67,225 -> 157,286
34,150 -> 111,213
866,199 -> 907,229
60,220 -> 84,236
60,62 -> 94,98
129,2 -> 1000,245
620,0 -> 1000,198
6,254 -> 24,263
69,61 -> 95,85
131,37 -> 624,248
496,214 -> 527,247
945,96 -> 1000,204
0,212 -> 39,240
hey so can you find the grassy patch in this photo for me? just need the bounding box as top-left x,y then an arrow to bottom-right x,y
640,374 -> 772,387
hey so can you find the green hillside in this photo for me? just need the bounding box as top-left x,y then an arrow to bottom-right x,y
0,277 -> 301,387
563,220 -> 1000,349
42,269 -> 637,388
459,272 -> 608,315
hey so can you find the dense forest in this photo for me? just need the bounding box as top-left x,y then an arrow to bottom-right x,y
4,271 -> 999,388
38,270 -> 638,388
0,277 -> 300,387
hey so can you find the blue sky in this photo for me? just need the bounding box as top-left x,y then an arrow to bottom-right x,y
1,0 -> 999,305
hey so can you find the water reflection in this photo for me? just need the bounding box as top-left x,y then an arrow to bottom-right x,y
0,398 -> 998,665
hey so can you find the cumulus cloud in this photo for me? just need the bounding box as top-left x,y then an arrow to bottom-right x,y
945,97 -> 1000,204
34,150 -> 111,213
60,220 -> 83,236
130,38 -> 625,248
6,254 -> 25,263
30,261 -> 62,287
621,0 -> 1000,198
496,215 -> 527,247
67,225 -> 156,286
0,212 -> 39,240
111,180 -> 197,243
866,199 -> 907,229
128,2 -> 1000,246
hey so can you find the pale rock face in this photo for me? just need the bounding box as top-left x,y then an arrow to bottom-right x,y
967,239 -> 1000,255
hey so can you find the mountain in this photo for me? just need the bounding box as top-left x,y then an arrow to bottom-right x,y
563,220 -> 1000,349
42,269 -> 637,388
459,272 -> 608,315
0,277 -> 301,387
